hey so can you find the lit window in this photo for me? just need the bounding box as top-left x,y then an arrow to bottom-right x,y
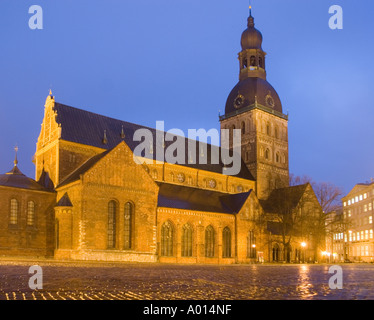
361,231 -> 364,240
107,200 -> 117,249
124,202 -> 133,250
222,227 -> 232,258
360,195 -> 363,201
344,202 -> 347,207
370,216 -> 373,224
364,205 -> 368,212
356,196 -> 359,202
205,226 -> 214,258
348,210 -> 351,217
10,199 -> 18,225
27,201 -> 35,226
370,229 -> 373,239
369,203 -> 372,211
181,224 -> 193,257
364,193 -> 368,199
365,230 -> 369,240
352,198 -> 355,204
357,232 -> 360,241
348,200 -> 351,205
161,221 -> 174,256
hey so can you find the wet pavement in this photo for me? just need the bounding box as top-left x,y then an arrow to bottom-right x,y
0,260 -> 373,300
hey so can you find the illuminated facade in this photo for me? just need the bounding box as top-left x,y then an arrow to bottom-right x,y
340,182 -> 374,262
0,10 -> 323,263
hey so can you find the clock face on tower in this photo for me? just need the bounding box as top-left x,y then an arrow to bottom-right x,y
265,93 -> 275,108
234,95 -> 245,109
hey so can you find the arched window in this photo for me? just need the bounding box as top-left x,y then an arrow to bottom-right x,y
247,230 -> 256,258
187,176 -> 193,185
266,123 -> 271,135
124,202 -> 133,250
250,55 -> 256,66
276,152 -> 280,163
182,224 -> 193,257
27,201 -> 35,226
152,170 -> 158,179
259,56 -> 263,68
272,244 -> 280,261
274,126 -> 279,139
243,58 -> 248,69
205,226 -> 214,258
108,200 -> 117,249
265,148 -> 270,160
222,227 -> 232,258
55,219 -> 59,249
9,199 -> 18,225
241,121 -> 245,135
161,221 -> 174,256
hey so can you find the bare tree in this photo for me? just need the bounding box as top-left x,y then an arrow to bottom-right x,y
266,184 -> 319,262
289,174 -> 343,260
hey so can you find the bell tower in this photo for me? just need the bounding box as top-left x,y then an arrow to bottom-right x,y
220,9 -> 289,200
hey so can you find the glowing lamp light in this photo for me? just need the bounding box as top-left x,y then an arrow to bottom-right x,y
301,242 -> 307,248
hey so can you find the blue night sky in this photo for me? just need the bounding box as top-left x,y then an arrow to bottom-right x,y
0,0 -> 373,196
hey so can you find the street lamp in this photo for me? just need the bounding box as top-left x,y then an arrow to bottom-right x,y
301,242 -> 307,263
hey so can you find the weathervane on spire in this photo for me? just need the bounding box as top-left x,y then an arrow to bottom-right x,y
14,145 -> 19,166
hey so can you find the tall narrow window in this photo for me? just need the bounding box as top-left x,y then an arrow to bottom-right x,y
182,224 -> 193,257
266,123 -> 271,135
250,55 -> 256,66
241,121 -> 245,135
108,200 -> 117,249
10,199 -> 18,225
247,230 -> 256,258
205,226 -> 215,257
265,148 -> 270,160
161,221 -> 174,256
259,56 -> 263,68
27,201 -> 35,227
222,227 -> 232,258
55,219 -> 60,249
124,202 -> 133,249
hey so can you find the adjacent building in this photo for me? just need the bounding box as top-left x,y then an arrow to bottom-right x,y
340,182 -> 374,262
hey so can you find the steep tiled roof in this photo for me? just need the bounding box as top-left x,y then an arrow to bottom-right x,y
260,184 -> 310,213
157,182 -> 251,214
53,102 -> 254,181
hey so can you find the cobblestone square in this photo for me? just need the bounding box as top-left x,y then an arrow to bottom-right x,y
0,259 -> 373,300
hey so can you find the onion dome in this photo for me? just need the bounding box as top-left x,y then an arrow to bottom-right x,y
241,13 -> 263,50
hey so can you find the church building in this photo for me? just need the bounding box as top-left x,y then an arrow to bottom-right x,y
0,10 -> 323,263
